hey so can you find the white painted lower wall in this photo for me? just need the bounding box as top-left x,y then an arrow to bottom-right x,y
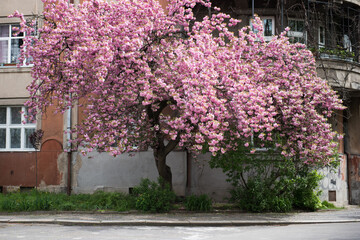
71,150 -> 187,196
70,150 -> 349,206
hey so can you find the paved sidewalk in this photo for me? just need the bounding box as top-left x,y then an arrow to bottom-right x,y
0,206 -> 359,226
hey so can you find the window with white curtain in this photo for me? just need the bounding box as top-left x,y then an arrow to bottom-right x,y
0,106 -> 36,151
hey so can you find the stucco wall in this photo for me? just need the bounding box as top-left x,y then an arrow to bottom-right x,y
188,153 -> 232,202
189,153 -> 349,205
318,154 -> 349,206
71,150 -> 187,196
316,59 -> 360,91
0,0 -> 43,18
0,68 -> 32,101
0,140 -> 66,191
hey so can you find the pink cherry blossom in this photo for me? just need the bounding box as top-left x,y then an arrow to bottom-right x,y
12,0 -> 344,187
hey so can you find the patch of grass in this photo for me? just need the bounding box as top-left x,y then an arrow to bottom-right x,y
0,190 -> 134,212
319,201 -> 344,210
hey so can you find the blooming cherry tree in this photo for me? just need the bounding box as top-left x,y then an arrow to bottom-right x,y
12,0 -> 344,188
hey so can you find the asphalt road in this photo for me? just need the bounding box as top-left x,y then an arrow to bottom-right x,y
0,223 -> 360,240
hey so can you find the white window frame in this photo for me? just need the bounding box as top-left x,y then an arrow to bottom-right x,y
0,106 -> 36,151
0,24 -> 26,66
250,16 -> 275,41
287,18 -> 307,44
318,25 -> 325,48
250,131 -> 268,152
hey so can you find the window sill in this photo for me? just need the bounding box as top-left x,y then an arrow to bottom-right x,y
0,65 -> 32,73
0,149 -> 38,152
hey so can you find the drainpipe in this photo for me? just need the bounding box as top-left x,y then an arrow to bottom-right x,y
66,101 -> 72,196
345,152 -> 351,205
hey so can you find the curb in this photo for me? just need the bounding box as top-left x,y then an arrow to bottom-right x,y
1,219 -> 359,226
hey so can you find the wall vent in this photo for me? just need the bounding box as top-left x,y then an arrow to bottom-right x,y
329,190 -> 337,202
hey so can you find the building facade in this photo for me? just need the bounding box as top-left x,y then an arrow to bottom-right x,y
1,0 -> 360,206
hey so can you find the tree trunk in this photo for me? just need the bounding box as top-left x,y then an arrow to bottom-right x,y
153,148 -> 173,189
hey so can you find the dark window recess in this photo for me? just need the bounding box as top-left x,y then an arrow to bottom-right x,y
329,190 -> 337,202
128,187 -> 133,195
0,186 -> 3,193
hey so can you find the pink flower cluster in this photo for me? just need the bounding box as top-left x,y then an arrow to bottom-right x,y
14,0 -> 344,165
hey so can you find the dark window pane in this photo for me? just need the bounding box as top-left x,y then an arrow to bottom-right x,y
10,128 -> 21,148
0,107 -> 6,124
0,25 -> 9,37
263,19 -> 272,36
297,21 -> 304,32
25,128 -> 35,148
319,26 -> 325,44
11,107 -> 22,124
11,25 -> 23,37
288,20 -> 295,31
0,128 -> 5,148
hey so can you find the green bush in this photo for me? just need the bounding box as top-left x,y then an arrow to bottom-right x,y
292,170 -> 323,211
209,138 -> 329,212
132,178 -> 176,213
185,194 -> 212,212
230,176 -> 293,212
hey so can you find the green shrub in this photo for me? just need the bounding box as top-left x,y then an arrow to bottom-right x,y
230,176 -> 293,212
292,170 -> 323,211
132,178 -> 176,213
210,138 -> 328,212
185,194 -> 212,212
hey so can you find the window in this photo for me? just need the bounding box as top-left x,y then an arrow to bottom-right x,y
288,19 -> 306,44
318,25 -> 325,48
0,106 -> 36,151
0,24 -> 24,66
250,17 -> 275,41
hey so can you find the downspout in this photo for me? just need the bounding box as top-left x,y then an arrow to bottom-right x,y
66,100 -> 72,196
345,152 -> 352,204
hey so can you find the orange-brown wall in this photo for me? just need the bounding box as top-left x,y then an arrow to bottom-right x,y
0,152 -> 36,186
0,140 -> 63,187
0,104 -> 64,188
41,105 -> 64,145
